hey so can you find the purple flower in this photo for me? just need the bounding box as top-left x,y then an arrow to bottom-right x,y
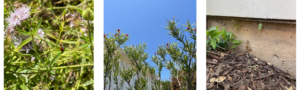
14,5 -> 31,21
5,4 -> 31,35
37,28 -> 45,38
70,21 -> 74,28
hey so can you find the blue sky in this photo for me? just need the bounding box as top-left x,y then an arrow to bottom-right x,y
104,0 -> 196,81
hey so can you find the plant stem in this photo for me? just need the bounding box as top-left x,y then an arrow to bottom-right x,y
31,64 -> 93,70
31,24 -> 49,71
87,20 -> 94,60
176,74 -> 182,90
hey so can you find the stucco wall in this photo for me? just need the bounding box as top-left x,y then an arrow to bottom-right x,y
206,0 -> 296,20
207,17 -> 296,78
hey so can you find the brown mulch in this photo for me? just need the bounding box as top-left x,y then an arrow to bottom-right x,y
206,51 -> 296,90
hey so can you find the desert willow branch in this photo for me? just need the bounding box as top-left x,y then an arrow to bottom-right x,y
31,64 -> 94,70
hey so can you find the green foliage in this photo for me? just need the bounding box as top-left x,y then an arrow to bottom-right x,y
105,30 -> 150,89
206,26 -> 242,50
124,43 -> 149,90
104,30 -> 129,90
4,0 -> 94,89
162,17 -> 196,90
120,67 -> 136,90
161,80 -> 171,90
151,44 -> 166,90
134,77 -> 148,90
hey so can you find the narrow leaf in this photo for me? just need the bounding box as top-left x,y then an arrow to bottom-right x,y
81,79 -> 94,86
34,18 -> 43,35
50,52 -> 62,66
46,33 -> 57,39
16,37 -> 32,51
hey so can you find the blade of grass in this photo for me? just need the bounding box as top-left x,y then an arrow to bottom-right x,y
31,64 -> 94,70
50,52 -> 62,67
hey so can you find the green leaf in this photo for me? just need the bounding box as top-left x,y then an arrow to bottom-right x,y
224,43 -> 228,49
15,29 -> 31,36
46,33 -> 57,40
50,52 -> 62,66
16,37 -> 32,51
60,40 -> 76,44
75,7 -> 83,14
231,40 -> 241,43
258,23 -> 262,31
206,30 -> 209,36
81,79 -> 94,86
231,44 -> 237,48
231,42 -> 241,48
210,39 -> 216,49
208,26 -> 219,31
226,32 -> 232,36
210,30 -> 223,39
34,18 -> 43,35
20,83 -> 28,90
4,73 -> 16,80
222,28 -> 227,39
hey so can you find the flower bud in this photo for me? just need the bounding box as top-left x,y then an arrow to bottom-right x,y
82,8 -> 94,20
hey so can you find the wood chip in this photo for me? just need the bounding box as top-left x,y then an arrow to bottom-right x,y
206,52 -> 296,90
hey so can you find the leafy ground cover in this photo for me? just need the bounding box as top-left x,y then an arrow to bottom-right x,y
4,0 -> 94,89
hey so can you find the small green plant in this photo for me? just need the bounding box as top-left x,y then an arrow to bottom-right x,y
206,26 -> 241,51
258,23 -> 262,31
232,20 -> 241,31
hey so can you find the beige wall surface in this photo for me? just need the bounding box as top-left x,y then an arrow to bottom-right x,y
207,0 -> 296,20
207,17 -> 296,78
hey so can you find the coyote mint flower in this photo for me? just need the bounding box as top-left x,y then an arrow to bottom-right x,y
5,4 -> 31,35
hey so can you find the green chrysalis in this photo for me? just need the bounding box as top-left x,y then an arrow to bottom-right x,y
258,23 -> 262,31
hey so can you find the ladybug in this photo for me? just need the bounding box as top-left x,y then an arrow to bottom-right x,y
60,46 -> 65,52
